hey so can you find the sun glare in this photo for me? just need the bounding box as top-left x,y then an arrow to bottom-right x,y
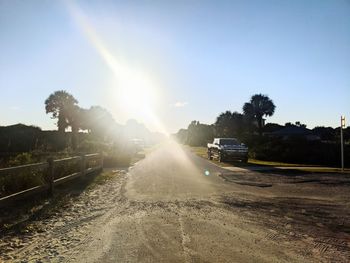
116,69 -> 158,119
66,1 -> 168,135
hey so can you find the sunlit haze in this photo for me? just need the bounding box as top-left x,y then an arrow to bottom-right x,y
1,0 -> 349,133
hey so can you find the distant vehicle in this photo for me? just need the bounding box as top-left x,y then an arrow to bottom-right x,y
207,138 -> 248,162
130,138 -> 145,151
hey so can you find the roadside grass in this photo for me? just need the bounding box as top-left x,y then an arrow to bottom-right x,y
188,146 -> 350,173
249,159 -> 350,173
248,159 -> 313,167
189,146 -> 208,159
188,146 -> 243,167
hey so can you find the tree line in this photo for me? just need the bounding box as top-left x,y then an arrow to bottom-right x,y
175,94 -> 349,166
0,90 -> 160,167
175,94 -> 277,146
0,90 -> 163,156
45,90 -> 118,150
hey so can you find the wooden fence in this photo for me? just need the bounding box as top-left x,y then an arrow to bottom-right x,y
0,153 -> 103,206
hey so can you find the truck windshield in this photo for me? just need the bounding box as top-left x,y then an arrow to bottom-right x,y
220,139 -> 239,145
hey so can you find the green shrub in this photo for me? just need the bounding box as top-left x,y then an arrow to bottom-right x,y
8,153 -> 35,166
53,158 -> 81,180
248,136 -> 349,167
0,165 -> 47,198
77,139 -> 108,153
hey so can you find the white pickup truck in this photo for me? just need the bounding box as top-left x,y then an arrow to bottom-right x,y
207,138 -> 248,162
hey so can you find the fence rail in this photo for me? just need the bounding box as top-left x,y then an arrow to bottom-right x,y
0,162 -> 48,179
0,153 -> 103,206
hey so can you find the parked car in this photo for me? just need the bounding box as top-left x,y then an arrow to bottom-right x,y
129,138 -> 145,152
207,138 -> 248,162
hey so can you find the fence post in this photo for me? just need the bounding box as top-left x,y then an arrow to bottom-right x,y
81,154 -> 86,176
47,157 -> 54,196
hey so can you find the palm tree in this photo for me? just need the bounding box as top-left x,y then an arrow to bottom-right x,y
45,90 -> 78,133
243,94 -> 276,136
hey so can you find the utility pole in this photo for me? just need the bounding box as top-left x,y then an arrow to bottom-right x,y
340,116 -> 345,172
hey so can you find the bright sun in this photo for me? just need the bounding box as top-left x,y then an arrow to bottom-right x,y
67,1 -> 169,135
116,69 -> 158,120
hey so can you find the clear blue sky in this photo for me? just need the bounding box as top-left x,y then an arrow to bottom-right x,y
1,0 -> 349,133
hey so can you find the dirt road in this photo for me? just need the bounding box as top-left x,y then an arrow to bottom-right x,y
1,141 -> 349,262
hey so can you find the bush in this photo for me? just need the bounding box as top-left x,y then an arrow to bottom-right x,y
0,165 -> 48,198
77,139 -> 108,153
248,136 -> 349,167
53,158 -> 81,180
8,153 -> 35,166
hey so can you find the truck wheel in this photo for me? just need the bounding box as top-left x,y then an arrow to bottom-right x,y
208,150 -> 213,160
218,153 -> 225,162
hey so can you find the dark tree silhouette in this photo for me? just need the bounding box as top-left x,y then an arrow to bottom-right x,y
243,94 -> 276,136
82,106 -> 116,139
68,105 -> 84,150
312,126 -> 336,141
263,123 -> 283,133
45,90 -> 78,133
285,121 -> 307,128
214,111 -> 244,137
186,121 -> 214,146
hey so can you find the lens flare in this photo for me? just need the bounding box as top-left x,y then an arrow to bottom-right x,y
65,1 -> 166,134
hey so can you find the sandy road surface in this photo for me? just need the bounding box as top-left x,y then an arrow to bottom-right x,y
1,141 -> 349,262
